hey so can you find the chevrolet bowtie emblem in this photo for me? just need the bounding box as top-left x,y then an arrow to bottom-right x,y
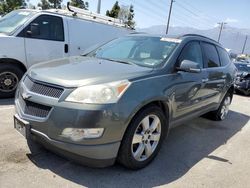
22,92 -> 32,100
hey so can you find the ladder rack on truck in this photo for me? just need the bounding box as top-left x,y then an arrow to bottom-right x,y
45,3 -> 126,28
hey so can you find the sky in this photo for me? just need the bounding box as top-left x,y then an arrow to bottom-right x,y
29,0 -> 250,29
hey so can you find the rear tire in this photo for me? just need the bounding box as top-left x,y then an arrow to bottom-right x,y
0,63 -> 24,98
118,106 -> 167,169
206,92 -> 232,121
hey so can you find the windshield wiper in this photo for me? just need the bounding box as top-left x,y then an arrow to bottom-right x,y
100,58 -> 135,65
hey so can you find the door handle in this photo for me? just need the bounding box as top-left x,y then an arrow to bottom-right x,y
64,44 -> 69,53
202,78 -> 209,83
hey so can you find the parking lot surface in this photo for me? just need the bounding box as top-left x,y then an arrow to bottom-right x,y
0,95 -> 249,188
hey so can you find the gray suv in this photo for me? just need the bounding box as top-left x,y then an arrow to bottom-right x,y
14,34 -> 236,169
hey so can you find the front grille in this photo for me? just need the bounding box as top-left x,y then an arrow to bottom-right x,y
19,96 -> 52,118
23,76 -> 64,98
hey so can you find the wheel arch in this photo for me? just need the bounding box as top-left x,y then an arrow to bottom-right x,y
122,99 -> 171,139
0,58 -> 27,73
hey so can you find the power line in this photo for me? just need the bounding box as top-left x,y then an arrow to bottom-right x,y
180,0 -> 218,23
174,1 -> 215,27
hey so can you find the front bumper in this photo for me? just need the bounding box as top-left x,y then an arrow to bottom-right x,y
14,77 -> 129,167
30,125 -> 119,167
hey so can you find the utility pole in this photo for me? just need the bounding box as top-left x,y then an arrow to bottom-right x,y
166,0 -> 174,34
242,35 -> 248,54
217,22 -> 227,42
97,0 -> 101,14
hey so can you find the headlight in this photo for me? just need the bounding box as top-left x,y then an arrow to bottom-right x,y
65,80 -> 131,104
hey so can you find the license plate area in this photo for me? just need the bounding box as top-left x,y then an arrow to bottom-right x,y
14,115 -> 30,138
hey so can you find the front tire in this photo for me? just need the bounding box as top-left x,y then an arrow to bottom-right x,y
0,63 -> 24,98
118,106 -> 167,169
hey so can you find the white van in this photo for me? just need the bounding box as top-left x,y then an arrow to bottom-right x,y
0,6 -> 131,97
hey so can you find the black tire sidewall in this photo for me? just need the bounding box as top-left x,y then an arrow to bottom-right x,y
216,93 -> 232,120
118,106 -> 168,169
0,63 -> 24,98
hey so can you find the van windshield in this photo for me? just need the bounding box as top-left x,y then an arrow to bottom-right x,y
0,10 -> 35,34
87,36 -> 180,67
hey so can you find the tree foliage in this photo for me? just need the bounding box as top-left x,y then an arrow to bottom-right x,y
37,0 -> 51,10
106,1 -> 120,18
125,5 -> 135,29
0,0 -> 25,14
106,1 -> 135,29
37,0 -> 62,10
48,0 -> 62,8
70,0 -> 89,10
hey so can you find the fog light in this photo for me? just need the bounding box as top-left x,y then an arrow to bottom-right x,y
61,128 -> 104,141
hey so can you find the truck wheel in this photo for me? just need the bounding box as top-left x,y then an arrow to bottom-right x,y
206,93 -> 232,121
0,63 -> 24,98
118,106 -> 167,169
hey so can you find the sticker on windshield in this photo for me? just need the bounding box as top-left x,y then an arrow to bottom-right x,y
160,37 -> 182,43
247,65 -> 250,67
18,12 -> 30,16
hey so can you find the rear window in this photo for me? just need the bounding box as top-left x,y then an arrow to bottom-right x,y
217,47 -> 231,66
202,42 -> 220,68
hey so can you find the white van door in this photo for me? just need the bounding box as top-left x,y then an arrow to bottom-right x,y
22,15 -> 69,67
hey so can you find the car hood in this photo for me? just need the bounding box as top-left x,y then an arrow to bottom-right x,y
28,56 -> 153,87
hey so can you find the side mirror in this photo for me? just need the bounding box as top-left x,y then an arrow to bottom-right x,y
27,23 -> 40,36
177,60 -> 201,73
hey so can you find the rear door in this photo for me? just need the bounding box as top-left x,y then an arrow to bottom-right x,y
201,42 -> 225,104
22,14 -> 69,67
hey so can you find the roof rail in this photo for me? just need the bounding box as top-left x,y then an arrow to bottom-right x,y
61,2 -> 125,28
181,34 -> 218,43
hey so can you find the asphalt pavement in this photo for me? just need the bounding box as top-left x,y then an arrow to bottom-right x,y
0,94 -> 249,188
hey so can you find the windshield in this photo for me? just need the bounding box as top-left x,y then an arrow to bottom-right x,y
235,63 -> 250,72
0,10 -> 35,34
87,36 -> 179,67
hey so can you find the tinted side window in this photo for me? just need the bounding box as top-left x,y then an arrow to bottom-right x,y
202,42 -> 220,68
217,47 -> 231,66
178,41 -> 203,68
25,15 -> 64,41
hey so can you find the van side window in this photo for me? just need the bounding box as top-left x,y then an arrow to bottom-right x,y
217,47 -> 231,66
24,15 -> 64,41
202,42 -> 220,68
178,41 -> 203,68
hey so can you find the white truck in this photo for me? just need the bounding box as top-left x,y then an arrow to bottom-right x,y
0,5 -> 131,97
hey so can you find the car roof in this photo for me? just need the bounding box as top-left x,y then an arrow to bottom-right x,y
127,33 -> 222,47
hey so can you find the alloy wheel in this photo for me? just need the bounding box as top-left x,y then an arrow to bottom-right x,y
220,96 -> 231,120
131,114 -> 161,161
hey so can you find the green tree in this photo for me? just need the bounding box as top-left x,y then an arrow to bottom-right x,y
0,0 -> 25,14
37,0 -> 61,9
106,2 -> 135,29
106,1 -> 120,18
125,5 -> 135,29
37,0 -> 51,10
70,0 -> 88,10
48,0 -> 62,9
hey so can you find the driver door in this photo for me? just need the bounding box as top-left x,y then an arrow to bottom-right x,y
173,41 -> 208,119
20,15 -> 69,67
